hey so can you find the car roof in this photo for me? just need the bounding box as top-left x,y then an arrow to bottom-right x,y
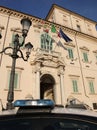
0,99 -> 97,118
0,106 -> 97,118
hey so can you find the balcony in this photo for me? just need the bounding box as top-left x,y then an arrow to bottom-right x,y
36,48 -> 61,58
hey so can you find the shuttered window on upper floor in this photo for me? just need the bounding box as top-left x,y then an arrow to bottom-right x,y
88,80 -> 95,94
67,48 -> 74,59
83,52 -> 89,62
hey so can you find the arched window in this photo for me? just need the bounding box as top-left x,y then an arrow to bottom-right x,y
41,33 -> 53,51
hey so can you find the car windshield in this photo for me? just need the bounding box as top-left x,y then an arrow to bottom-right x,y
0,114 -> 97,130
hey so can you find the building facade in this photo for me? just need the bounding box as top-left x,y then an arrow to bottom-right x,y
0,4 -> 97,110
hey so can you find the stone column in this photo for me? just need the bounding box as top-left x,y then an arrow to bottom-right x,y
35,62 -> 41,99
58,65 -> 65,105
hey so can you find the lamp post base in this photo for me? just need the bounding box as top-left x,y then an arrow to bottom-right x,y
6,102 -> 14,110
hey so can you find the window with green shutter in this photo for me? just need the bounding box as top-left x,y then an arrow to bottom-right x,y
72,80 -> 78,93
14,73 -> 18,89
68,48 -> 74,59
11,33 -> 15,46
83,52 -> 88,62
8,71 -> 20,90
41,33 -> 53,51
95,55 -> 97,62
10,33 -> 24,47
89,81 -> 95,94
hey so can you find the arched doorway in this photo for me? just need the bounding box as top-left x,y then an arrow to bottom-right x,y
40,74 -> 55,101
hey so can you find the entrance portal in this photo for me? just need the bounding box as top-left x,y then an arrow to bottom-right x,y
40,74 -> 55,101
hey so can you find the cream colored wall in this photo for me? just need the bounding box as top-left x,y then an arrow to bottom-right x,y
52,8 -> 97,38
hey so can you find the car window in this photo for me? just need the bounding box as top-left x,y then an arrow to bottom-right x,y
0,115 -> 97,130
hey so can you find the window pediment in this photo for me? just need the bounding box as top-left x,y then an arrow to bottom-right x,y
11,27 -> 22,33
80,46 -> 89,51
93,50 -> 97,54
64,42 -> 75,47
0,25 -> 4,30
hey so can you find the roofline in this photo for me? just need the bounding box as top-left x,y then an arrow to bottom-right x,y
45,4 -> 97,24
0,5 -> 97,41
0,5 -> 43,20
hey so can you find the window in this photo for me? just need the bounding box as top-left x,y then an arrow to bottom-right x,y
7,70 -> 21,90
95,55 -> 97,62
67,48 -> 74,59
93,103 -> 97,109
95,55 -> 97,64
0,115 -> 97,130
10,32 -> 24,47
95,24 -> 97,31
72,80 -> 78,93
83,52 -> 89,62
0,30 -> 2,39
93,50 -> 97,64
88,80 -> 95,94
0,26 -> 4,40
41,33 -> 53,51
76,25 -> 81,32
63,15 -> 68,26
96,55 -> 97,60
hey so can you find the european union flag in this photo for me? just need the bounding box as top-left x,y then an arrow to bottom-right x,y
59,28 -> 72,42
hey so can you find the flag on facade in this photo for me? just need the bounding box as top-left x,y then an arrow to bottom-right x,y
43,24 -> 49,33
57,40 -> 67,50
43,29 -> 49,33
58,28 -> 72,42
51,24 -> 56,33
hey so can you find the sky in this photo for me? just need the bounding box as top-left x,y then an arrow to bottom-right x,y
0,0 -> 97,22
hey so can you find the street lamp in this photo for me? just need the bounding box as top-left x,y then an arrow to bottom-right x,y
0,18 -> 33,110
0,34 -> 2,39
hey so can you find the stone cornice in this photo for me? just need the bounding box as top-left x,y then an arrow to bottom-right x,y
0,6 -> 34,22
64,42 -> 75,47
0,6 -> 97,42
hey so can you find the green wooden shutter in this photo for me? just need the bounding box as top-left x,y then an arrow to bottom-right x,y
14,73 -> 18,89
11,33 -> 15,46
11,34 -> 23,47
68,48 -> 73,59
96,55 -> 97,60
19,36 -> 24,47
50,42 -> 52,50
8,72 -> 18,89
83,52 -> 88,62
41,34 -> 44,48
89,81 -> 95,93
72,80 -> 78,92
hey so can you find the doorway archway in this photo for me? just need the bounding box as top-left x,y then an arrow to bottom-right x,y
40,74 -> 55,101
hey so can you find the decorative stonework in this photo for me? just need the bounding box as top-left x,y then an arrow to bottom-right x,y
80,46 -> 89,51
31,51 -> 65,69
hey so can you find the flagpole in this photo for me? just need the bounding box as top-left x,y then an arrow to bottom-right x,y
53,42 -> 57,51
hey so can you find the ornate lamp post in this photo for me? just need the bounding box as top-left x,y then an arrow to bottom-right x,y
0,18 -> 33,110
